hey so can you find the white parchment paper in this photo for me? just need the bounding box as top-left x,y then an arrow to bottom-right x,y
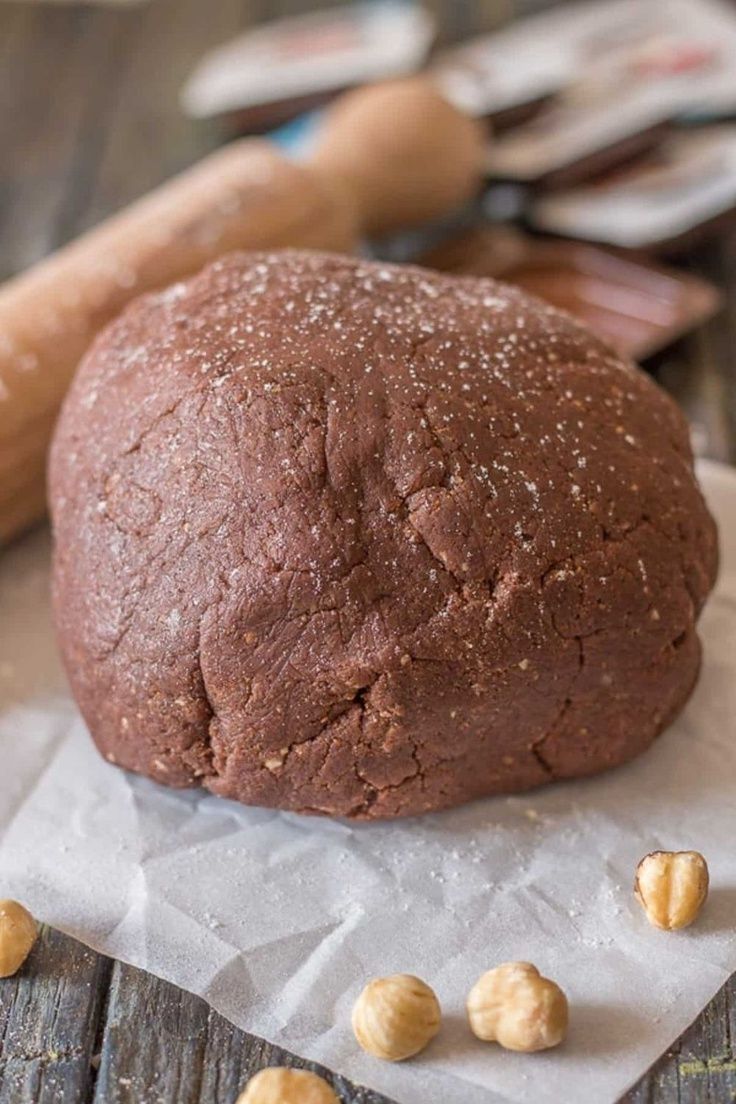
1,459 -> 735,1104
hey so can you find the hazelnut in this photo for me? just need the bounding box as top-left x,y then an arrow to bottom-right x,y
467,962 -> 568,1052
236,1067 -> 339,1103
0,899 -> 37,978
635,850 -> 709,930
352,974 -> 441,1061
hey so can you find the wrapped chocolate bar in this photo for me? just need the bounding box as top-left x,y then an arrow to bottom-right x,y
181,1 -> 434,132
435,0 -> 736,185
530,126 -> 736,251
421,224 -> 720,360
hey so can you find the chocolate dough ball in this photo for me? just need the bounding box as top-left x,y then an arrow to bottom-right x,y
49,252 -> 717,819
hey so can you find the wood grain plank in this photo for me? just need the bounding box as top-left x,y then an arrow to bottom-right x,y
0,6 -> 128,277
676,981 -> 736,1104
622,975 -> 736,1104
92,958 -> 391,1104
92,960 -> 211,1104
62,0 -> 236,234
0,926 -> 111,1104
197,1023 -> 392,1103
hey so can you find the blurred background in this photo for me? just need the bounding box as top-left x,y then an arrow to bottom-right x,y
0,0 -> 549,274
2,0 -> 735,465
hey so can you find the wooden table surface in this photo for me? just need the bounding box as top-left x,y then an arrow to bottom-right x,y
1,1 -> 735,1102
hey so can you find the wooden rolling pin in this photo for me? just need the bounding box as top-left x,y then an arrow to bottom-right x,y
0,76 -> 486,544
